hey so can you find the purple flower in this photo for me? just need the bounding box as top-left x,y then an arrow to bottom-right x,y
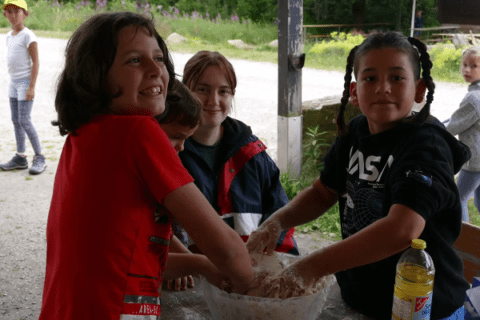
206,11 -> 209,18
185,13 -> 189,18
86,0 -> 90,6
174,8 -> 179,15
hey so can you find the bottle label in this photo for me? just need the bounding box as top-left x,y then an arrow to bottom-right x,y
392,293 -> 432,320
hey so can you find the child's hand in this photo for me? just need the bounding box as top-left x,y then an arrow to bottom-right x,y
166,276 -> 194,291
200,257 -> 229,289
246,219 -> 282,255
26,87 -> 35,101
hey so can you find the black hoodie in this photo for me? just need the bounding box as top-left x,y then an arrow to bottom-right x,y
321,114 -> 471,319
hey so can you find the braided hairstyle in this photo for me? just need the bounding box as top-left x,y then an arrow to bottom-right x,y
336,31 -> 435,136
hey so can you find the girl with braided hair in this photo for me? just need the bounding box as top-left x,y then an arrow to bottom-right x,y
246,31 -> 469,319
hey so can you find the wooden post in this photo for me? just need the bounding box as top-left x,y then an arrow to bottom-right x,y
277,0 -> 304,178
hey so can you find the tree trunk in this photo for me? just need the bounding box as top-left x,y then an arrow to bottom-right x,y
396,7 -> 402,31
352,0 -> 366,26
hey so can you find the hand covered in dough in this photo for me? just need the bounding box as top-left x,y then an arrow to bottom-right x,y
245,265 -> 314,299
246,219 -> 282,255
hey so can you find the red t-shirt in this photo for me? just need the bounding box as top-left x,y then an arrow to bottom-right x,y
39,115 -> 193,320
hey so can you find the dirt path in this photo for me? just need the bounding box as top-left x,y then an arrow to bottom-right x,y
0,34 -> 468,319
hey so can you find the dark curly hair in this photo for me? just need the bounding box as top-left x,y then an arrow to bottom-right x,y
53,12 -> 176,136
155,79 -> 201,129
336,31 -> 435,136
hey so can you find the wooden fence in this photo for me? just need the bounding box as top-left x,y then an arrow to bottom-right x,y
303,23 -> 390,41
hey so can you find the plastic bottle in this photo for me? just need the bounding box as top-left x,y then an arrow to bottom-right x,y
392,239 -> 435,320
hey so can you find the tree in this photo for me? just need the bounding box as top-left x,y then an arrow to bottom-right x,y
303,0 -> 438,35
237,0 -> 276,23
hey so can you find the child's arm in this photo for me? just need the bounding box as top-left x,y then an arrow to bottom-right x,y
166,235 -> 194,290
164,182 -> 255,293
295,204 -> 425,283
445,99 -> 480,136
163,253 -> 225,289
258,204 -> 426,297
247,177 -> 338,254
26,42 -> 38,101
169,234 -> 191,254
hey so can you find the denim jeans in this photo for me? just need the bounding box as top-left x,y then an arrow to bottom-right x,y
457,169 -> 480,223
9,78 -> 42,156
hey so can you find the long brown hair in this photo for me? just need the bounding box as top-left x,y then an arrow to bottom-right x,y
53,12 -> 175,136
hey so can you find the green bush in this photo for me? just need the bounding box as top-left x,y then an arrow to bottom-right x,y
430,43 -> 465,83
296,204 -> 341,238
279,126 -> 342,239
308,32 -> 364,57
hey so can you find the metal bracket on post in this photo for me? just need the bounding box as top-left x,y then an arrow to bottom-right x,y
288,53 -> 306,70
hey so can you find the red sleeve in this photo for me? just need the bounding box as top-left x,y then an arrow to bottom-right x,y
128,117 -> 194,203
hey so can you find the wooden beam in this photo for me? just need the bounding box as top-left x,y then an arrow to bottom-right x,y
453,222 -> 480,283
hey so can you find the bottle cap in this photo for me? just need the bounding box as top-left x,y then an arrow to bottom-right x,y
411,239 -> 426,250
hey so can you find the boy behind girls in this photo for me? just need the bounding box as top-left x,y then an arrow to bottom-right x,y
155,79 -> 201,291
156,79 -> 201,153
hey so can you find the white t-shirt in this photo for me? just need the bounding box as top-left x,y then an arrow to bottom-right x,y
6,27 -> 37,80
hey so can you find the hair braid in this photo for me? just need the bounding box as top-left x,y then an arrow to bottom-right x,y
336,46 -> 358,136
408,37 -> 435,124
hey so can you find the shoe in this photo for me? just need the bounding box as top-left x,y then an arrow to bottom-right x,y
0,154 -> 28,171
29,154 -> 47,175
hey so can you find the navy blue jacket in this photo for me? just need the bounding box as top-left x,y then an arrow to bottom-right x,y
177,117 -> 299,255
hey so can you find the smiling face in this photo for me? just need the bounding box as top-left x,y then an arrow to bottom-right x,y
350,48 -> 425,134
462,53 -> 480,84
191,65 -> 233,129
3,5 -> 27,31
106,25 -> 169,117
160,122 -> 198,152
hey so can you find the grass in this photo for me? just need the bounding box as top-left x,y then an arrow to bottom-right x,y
296,204 -> 342,240
167,41 -> 278,63
468,199 -> 480,226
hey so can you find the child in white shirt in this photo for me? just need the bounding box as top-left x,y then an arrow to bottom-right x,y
0,0 -> 45,174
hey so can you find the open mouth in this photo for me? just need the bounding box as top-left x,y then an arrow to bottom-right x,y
139,87 -> 162,96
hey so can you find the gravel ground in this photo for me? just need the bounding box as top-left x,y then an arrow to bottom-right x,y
0,34 -> 468,320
